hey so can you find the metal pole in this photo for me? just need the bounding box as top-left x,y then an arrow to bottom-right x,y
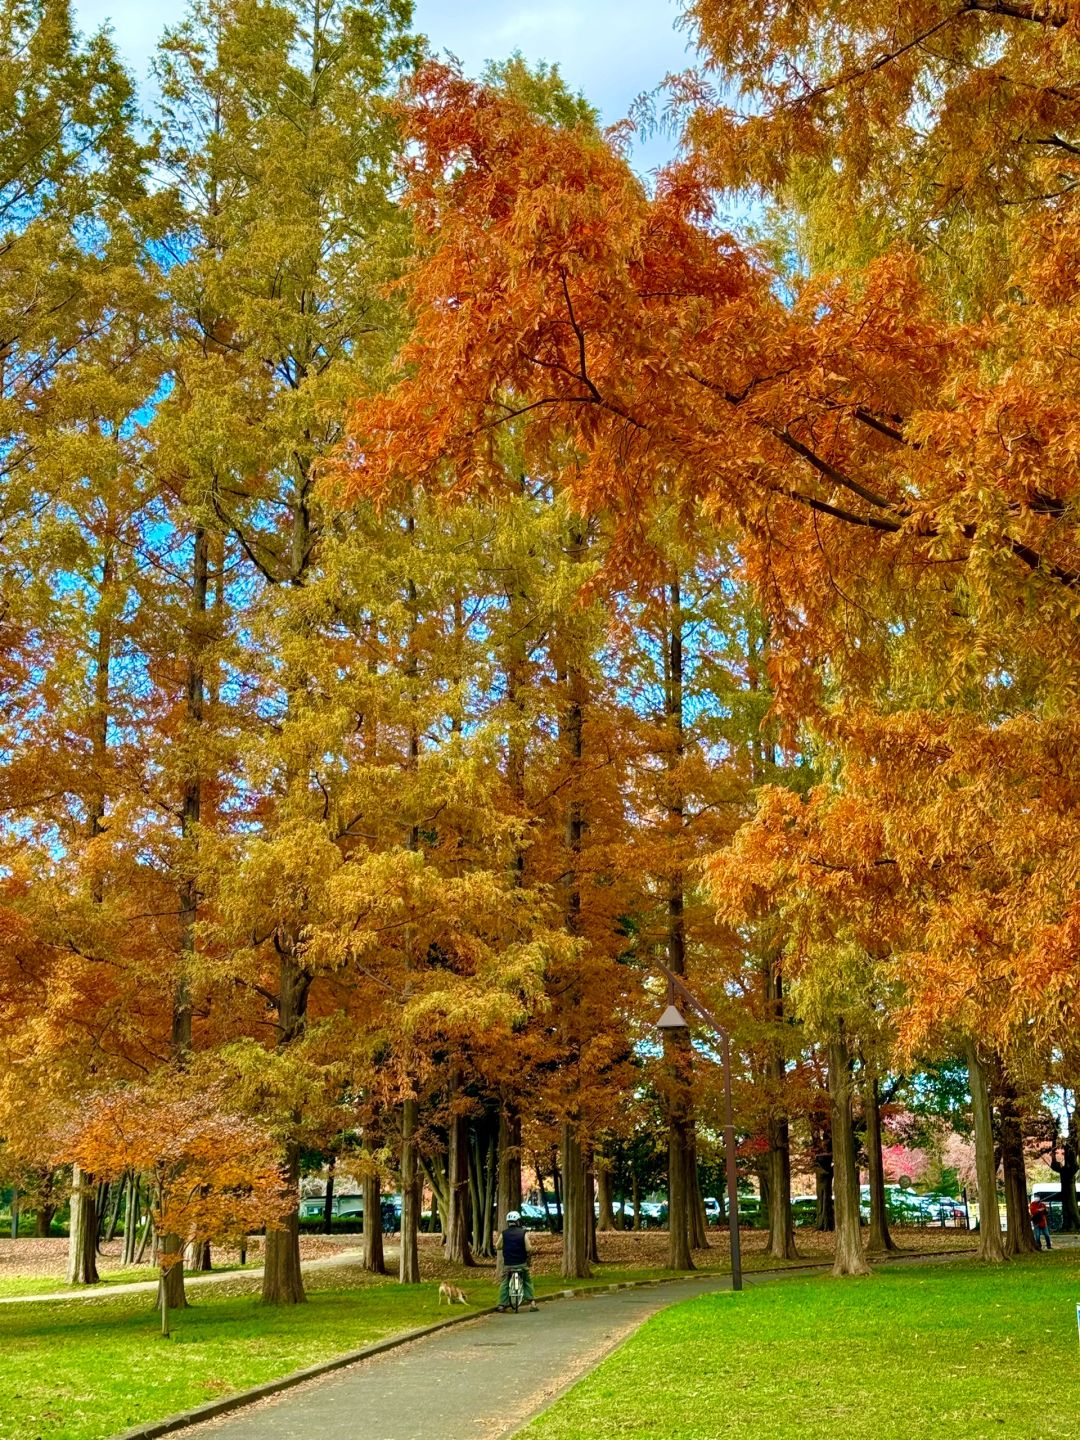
721,1029 -> 742,1292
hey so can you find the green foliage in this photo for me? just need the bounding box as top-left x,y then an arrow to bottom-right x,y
481,53 -> 599,131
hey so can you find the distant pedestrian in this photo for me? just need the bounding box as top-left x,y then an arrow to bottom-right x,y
1029,1196 -> 1052,1250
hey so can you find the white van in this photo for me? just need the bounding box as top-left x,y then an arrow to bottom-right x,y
1031,1182 -> 1079,1230
1031,1182 -> 1079,1203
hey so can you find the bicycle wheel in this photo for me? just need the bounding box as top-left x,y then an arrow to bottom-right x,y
508,1269 -> 524,1314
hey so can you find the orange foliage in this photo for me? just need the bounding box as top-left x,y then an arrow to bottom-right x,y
67,1083 -> 289,1261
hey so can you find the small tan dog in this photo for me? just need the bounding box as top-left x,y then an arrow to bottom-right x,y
438,1282 -> 469,1306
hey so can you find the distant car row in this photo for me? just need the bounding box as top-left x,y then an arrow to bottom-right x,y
298,1183 -> 1074,1234
298,1193 -> 405,1232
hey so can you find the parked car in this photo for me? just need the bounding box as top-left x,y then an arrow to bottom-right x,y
919,1194 -> 966,1224
737,1196 -> 763,1227
703,1196 -> 722,1225
298,1193 -> 364,1221
518,1202 -> 551,1231
638,1200 -> 668,1228
791,1194 -> 820,1228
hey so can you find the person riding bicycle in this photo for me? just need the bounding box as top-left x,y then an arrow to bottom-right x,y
496,1211 -> 538,1312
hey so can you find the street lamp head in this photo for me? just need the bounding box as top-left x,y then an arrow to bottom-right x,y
656,1003 -> 689,1031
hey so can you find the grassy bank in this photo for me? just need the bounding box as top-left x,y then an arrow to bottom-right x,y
0,1264 -> 708,1440
520,1251 -> 1080,1440
0,1233 -> 983,1440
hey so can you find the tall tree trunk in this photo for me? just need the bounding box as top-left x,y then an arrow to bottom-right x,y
864,1072 -> 898,1254
1052,1105 -> 1080,1232
362,1159 -> 386,1275
67,1165 -> 99,1285
497,1104 -> 522,1231
35,1205 -> 55,1239
667,1107 -> 694,1270
813,1116 -> 835,1231
322,1154 -> 336,1235
966,1041 -> 1006,1261
68,558 -> 117,1288
262,1138 -> 306,1304
421,1149 -> 450,1238
763,956 -> 797,1259
187,1240 -> 212,1272
535,1158 -> 552,1230
398,645 -> 423,1280
586,1162 -> 600,1264
560,1124 -> 591,1279
631,1171 -> 641,1230
102,1182 -> 123,1244
481,1125 -> 497,1257
135,1209 -> 152,1265
663,578 -> 695,1271
261,951 -> 311,1304
400,1100 -> 421,1283
687,1135 -> 708,1249
445,1070 -> 474,1266
556,558 -> 591,1281
158,1230 -> 188,1310
596,1158 -> 616,1232
468,1128 -> 484,1254
828,1035 -> 870,1276
174,525 -> 207,1057
159,528 -> 210,1313
1000,1087 -> 1036,1256
160,529 -> 207,1319
121,1174 -> 139,1266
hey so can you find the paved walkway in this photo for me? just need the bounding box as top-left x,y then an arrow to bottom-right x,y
177,1244 -> 1074,1440
179,1277 -> 732,1440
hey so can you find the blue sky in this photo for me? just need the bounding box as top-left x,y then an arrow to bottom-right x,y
73,0 -> 694,173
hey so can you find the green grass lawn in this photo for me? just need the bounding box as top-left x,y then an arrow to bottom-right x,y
0,1261 -> 267,1299
0,1263 -> 717,1440
0,1281 -> 460,1440
520,1252 -> 1080,1440
0,1247 -> 1017,1440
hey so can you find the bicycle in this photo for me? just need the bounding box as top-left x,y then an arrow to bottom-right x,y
507,1267 -> 525,1314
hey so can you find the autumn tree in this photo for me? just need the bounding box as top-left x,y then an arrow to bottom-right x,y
69,1080 -> 287,1334
150,0 -> 419,1304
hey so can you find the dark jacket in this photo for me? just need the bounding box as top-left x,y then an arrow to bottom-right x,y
501,1227 -> 529,1266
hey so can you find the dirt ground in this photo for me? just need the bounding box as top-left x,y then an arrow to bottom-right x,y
0,1223 -> 975,1285
409,1224 -> 976,1284
0,1232 -> 354,1281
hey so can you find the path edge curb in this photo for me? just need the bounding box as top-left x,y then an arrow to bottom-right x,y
499,1245 -> 979,1439
108,1247 -> 975,1440
106,1273 -> 717,1440
109,1305 -> 499,1440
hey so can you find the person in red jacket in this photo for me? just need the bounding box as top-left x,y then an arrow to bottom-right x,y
1029,1196 -> 1052,1250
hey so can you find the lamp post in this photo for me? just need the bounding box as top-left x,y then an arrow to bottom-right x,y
656,975 -> 743,1293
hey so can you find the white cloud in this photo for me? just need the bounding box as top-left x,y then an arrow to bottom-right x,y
73,0 -> 692,170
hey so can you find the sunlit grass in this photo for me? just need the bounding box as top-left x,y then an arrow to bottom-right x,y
521,1252 -> 1080,1440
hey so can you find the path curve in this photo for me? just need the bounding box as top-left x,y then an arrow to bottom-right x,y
162,1248 -> 1012,1440
173,1276 -> 731,1440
